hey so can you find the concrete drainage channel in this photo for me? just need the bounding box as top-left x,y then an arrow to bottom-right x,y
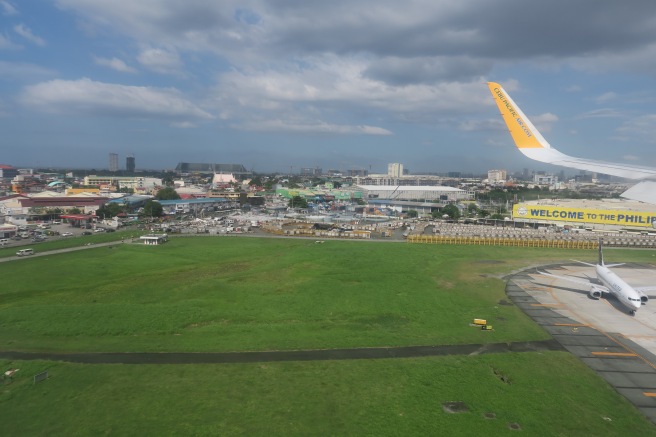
506,266 -> 656,424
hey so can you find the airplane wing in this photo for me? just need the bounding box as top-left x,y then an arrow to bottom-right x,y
536,270 -> 608,293
634,286 -> 656,296
487,82 -> 656,203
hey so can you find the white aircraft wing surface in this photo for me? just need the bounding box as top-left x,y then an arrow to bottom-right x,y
634,286 -> 656,296
487,82 -> 656,203
537,271 -> 608,293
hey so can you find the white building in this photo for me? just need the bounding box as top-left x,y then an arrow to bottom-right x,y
109,153 -> 119,172
356,185 -> 472,202
488,169 -> 507,182
387,163 -> 404,178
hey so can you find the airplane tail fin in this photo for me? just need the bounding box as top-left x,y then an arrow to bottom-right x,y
487,82 -> 552,153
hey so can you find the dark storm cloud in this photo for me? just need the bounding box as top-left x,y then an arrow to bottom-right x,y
263,0 -> 656,60
363,56 -> 492,85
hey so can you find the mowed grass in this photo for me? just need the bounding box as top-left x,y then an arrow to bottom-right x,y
2,237 -> 656,435
2,237 -> 655,353
1,352 -> 654,436
2,237 -> 550,352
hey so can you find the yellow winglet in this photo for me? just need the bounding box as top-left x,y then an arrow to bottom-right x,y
487,82 -> 547,149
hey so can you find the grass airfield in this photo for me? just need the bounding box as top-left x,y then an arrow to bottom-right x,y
1,237 -> 656,435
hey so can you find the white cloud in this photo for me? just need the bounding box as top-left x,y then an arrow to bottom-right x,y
594,92 -> 617,104
1,1 -> 17,15
578,108 -> 624,119
531,113 -> 558,133
0,34 -> 20,50
236,119 -> 392,135
93,56 -> 137,73
617,114 -> 656,144
137,47 -> 183,74
0,61 -> 56,80
171,121 -> 197,128
623,154 -> 640,161
14,24 -> 46,47
20,78 -> 213,122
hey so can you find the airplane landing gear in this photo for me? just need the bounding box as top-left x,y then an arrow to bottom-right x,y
630,310 -> 636,316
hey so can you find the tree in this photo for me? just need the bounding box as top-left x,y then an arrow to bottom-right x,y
441,204 -> 460,220
156,187 -> 180,200
96,202 -> 123,218
406,209 -> 418,218
288,195 -> 308,209
142,200 -> 163,218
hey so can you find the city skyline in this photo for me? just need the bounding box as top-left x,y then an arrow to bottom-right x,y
2,2 -> 656,173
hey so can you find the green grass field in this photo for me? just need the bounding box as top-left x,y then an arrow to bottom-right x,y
2,237 -> 656,435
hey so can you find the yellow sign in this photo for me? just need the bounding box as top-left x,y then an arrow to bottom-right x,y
513,204 -> 656,228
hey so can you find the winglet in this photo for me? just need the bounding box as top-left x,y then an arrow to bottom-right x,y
487,82 -> 551,150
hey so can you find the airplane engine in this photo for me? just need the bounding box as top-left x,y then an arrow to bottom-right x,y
589,287 -> 603,299
638,291 -> 649,305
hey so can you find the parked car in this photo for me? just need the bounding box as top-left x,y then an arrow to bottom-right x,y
16,248 -> 34,256
94,228 -> 106,233
61,232 -> 74,237
81,231 -> 92,235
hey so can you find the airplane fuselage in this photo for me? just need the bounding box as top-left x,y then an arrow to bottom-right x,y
596,264 -> 642,313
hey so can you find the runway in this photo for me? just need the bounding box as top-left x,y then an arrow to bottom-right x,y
508,263 -> 656,424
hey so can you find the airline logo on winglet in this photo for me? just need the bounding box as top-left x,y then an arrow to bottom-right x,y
488,82 -> 543,149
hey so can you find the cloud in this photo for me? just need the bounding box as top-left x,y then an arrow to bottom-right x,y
0,34 -> 20,50
236,119 -> 392,135
0,61 -> 57,81
137,47 -> 183,74
594,92 -> 617,104
578,108 -> 624,119
623,155 -> 640,161
20,78 -> 213,122
1,1 -> 17,15
617,114 -> 656,144
530,113 -> 559,133
14,24 -> 46,47
93,56 -> 137,73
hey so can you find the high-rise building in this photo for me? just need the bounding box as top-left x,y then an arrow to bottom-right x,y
126,155 -> 135,173
487,169 -> 507,182
387,163 -> 403,178
109,153 -> 119,172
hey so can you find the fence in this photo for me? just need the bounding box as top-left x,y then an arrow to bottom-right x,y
407,235 -> 599,249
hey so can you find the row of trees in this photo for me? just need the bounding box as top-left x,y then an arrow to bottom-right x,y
94,187 -> 179,219
405,203 -> 506,221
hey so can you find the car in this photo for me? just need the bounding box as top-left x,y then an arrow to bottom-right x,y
81,231 -> 92,235
61,232 -> 74,237
16,248 -> 34,256
94,228 -> 106,233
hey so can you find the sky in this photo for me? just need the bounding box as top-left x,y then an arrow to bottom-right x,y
2,1 -> 656,174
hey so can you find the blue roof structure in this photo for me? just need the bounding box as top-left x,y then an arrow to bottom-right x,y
157,198 -> 230,206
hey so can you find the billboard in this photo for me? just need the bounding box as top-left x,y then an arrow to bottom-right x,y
513,204 -> 656,228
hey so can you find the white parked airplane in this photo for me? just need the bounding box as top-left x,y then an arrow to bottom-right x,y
487,82 -> 656,204
537,241 -> 656,315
